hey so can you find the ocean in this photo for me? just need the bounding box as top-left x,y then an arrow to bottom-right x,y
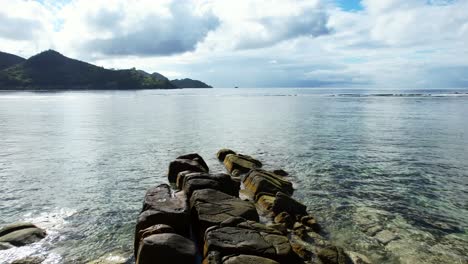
0,88 -> 467,263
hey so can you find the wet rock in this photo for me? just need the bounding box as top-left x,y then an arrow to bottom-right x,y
0,242 -> 13,250
0,222 -> 46,248
168,158 -> 208,183
87,252 -> 130,264
136,233 -> 196,264
203,251 -> 222,264
256,193 -> 275,212
272,169 -> 289,177
374,230 -> 398,245
11,256 -> 46,264
271,192 -> 307,217
222,254 -> 280,264
181,172 -> 240,198
190,189 -> 259,239
274,212 -> 294,229
135,184 -> 189,256
243,170 -> 293,198
175,170 -> 195,189
365,225 -> 383,236
224,154 -> 262,174
217,149 -> 237,162
301,215 -> 321,232
204,226 -> 295,263
346,251 -> 372,264
290,240 -> 313,261
138,224 -> 174,241
177,153 -> 209,172
317,246 -> 350,264
266,223 -> 288,235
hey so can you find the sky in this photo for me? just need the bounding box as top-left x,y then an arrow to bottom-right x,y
0,0 -> 467,88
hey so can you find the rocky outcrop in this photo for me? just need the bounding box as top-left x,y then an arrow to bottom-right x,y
223,154 -> 262,175
134,184 -> 189,256
168,158 -> 208,183
0,222 -> 46,249
134,151 -> 371,264
204,226 -> 296,263
216,149 -> 236,162
179,172 -> 240,198
243,170 -> 293,198
190,189 -> 259,239
136,233 -> 196,264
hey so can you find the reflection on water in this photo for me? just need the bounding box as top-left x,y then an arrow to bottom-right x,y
0,88 -> 467,263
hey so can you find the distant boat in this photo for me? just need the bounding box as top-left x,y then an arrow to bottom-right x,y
235,86 -> 239,88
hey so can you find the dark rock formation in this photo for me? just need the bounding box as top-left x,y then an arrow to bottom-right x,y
317,246 -> 352,264
223,154 -> 262,175
271,192 -> 307,217
177,153 -> 209,172
190,189 -> 259,239
180,172 -> 240,198
0,222 -> 46,248
216,149 -> 236,162
204,226 -> 296,263
136,233 -> 196,264
134,184 -> 189,256
243,170 -> 294,198
168,158 -> 208,183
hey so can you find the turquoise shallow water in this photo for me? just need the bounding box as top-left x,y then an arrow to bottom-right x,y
0,88 -> 467,263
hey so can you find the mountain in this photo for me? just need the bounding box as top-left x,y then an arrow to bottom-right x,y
0,51 -> 25,71
0,50 -> 174,90
170,78 -> 212,88
151,72 -> 169,82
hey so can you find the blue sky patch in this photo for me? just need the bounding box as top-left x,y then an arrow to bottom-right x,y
335,0 -> 363,11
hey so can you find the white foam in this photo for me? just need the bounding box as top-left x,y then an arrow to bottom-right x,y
0,208 -> 77,264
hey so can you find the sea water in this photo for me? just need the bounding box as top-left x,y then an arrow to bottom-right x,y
0,88 -> 467,263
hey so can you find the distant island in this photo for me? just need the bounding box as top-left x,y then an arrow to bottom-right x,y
0,50 -> 212,90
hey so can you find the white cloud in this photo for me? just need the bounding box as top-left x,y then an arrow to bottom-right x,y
0,0 -> 467,88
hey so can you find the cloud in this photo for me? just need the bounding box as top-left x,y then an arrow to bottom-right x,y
0,0 -> 467,88
57,0 -> 219,57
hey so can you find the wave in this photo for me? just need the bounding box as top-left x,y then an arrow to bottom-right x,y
0,208 -> 77,264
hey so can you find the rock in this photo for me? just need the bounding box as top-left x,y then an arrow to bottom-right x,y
272,169 -> 289,177
365,225 -> 383,236
243,170 -> 293,198
266,223 -> 288,235
223,154 -> 262,174
0,242 -> 13,250
374,230 -> 398,245
204,226 -> 295,263
217,149 -> 237,162
0,222 -> 46,248
177,153 -> 209,172
168,158 -> 208,183
141,184 -> 186,212
11,256 -> 46,264
290,240 -> 313,261
203,251 -> 222,264
255,193 -> 275,212
274,212 -> 294,229
175,170 -> 195,189
190,189 -> 259,239
271,192 -> 307,217
317,246 -> 350,264
136,233 -> 196,264
346,251 -> 372,264
87,252 -> 130,264
135,184 -> 189,256
301,215 -> 321,232
138,224 -> 174,241
181,172 -> 240,198
222,255 -> 280,264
